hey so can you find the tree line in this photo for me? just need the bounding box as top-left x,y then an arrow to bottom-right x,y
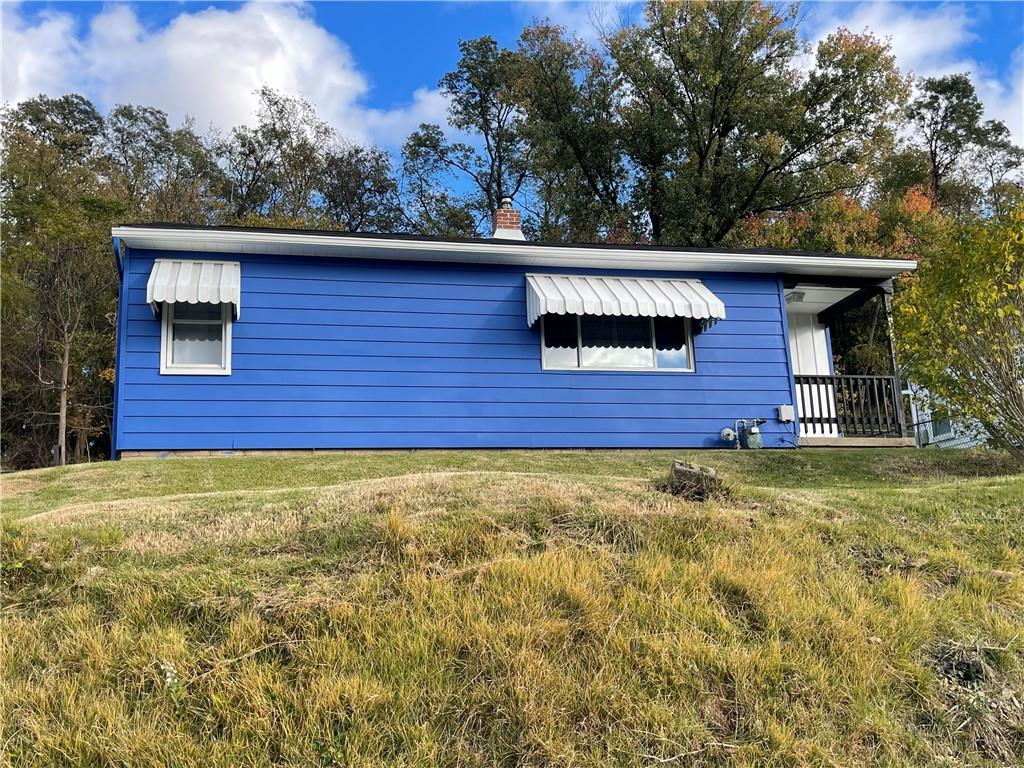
2,1 -> 1021,468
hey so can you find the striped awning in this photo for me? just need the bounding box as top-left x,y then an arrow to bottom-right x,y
525,274 -> 725,328
147,259 -> 241,318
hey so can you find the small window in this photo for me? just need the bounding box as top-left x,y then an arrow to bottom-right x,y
541,314 -> 693,371
161,302 -> 231,375
932,410 -> 952,437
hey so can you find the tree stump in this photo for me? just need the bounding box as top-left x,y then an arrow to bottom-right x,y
659,460 -> 730,501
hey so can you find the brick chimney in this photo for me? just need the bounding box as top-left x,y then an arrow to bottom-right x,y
491,197 -> 525,240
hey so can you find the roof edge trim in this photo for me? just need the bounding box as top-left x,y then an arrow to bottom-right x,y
112,226 -> 917,280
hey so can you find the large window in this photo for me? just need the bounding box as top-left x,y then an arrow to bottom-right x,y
160,302 -> 232,375
541,314 -> 694,371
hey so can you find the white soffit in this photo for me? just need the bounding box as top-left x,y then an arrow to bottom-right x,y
146,259 -> 241,317
785,285 -> 861,314
525,273 -> 726,327
114,227 -> 918,280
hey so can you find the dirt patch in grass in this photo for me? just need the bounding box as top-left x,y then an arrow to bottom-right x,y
929,639 -> 1024,763
850,543 -> 931,582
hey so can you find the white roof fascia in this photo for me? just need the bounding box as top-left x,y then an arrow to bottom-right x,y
113,227 -> 918,281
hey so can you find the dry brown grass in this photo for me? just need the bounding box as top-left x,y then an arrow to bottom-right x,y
2,451 -> 1023,766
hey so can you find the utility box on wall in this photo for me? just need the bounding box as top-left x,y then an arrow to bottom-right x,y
777,404 -> 795,423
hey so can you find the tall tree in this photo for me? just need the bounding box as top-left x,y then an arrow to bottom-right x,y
515,23 -> 626,240
105,105 -> 222,222
397,135 -> 479,237
898,73 -> 1023,216
217,88 -> 404,228
105,104 -> 175,212
907,74 -> 985,206
148,119 -> 226,224
402,37 -> 532,229
608,1 -> 908,245
217,87 -> 333,220
970,120 -> 1024,217
319,143 -> 403,232
1,95 -> 120,467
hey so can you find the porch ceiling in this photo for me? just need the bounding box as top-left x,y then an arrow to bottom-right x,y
785,285 -> 859,314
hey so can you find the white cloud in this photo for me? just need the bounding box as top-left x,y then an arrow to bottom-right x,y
805,2 -> 978,77
514,1 -> 636,44
0,1 -> 445,147
973,44 -> 1024,145
0,5 -> 81,103
363,87 -> 450,148
804,1 -> 1023,143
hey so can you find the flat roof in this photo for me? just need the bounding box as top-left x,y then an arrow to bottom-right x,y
112,223 -> 917,281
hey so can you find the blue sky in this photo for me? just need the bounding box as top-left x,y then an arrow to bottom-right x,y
4,1 -> 1022,147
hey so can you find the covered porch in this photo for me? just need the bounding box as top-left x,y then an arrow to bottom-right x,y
785,281 -> 914,448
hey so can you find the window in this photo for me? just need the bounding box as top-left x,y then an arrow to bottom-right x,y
160,302 -> 232,375
581,315 -> 652,368
542,314 -> 579,368
932,410 -> 952,437
541,314 -> 694,371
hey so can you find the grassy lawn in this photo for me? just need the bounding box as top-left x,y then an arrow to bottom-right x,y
2,449 -> 1022,766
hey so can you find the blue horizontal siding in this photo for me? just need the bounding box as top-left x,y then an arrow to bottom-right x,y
124,415 -> 789,433
120,370 -> 794,389
115,249 -> 798,452
237,282 -> 785,307
124,302 -> 785,331
123,353 -> 791,377
125,283 -> 786,318
127,322 -> 788,349
125,256 -> 777,290
122,384 -> 789,405
120,401 -> 793,419
120,432 -> 792,450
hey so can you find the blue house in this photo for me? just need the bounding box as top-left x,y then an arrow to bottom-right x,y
110,201 -> 916,457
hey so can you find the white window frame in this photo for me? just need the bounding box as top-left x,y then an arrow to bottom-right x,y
540,314 -> 695,372
160,302 -> 232,376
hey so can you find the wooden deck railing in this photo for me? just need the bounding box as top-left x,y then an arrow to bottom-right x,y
794,375 -> 907,438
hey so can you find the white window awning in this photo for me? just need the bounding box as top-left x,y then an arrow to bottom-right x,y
525,273 -> 725,328
146,259 -> 241,318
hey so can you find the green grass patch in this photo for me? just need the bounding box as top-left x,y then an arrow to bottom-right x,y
2,449 -> 1023,766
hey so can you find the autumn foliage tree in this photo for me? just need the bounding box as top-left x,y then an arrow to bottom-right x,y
503,2 -> 910,245
614,4 -> 909,244
727,189 -> 946,372
907,73 -> 1024,215
1,96 -> 120,467
895,208 -> 1024,461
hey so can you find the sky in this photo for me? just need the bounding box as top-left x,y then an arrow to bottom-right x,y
2,0 -> 1023,149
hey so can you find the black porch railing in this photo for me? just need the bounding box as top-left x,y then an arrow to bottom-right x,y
794,375 -> 907,437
